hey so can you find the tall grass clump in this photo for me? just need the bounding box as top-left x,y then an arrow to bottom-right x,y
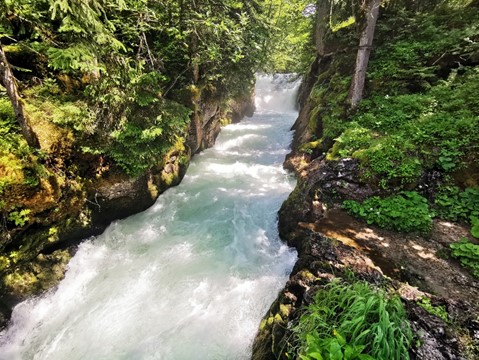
291,280 -> 412,360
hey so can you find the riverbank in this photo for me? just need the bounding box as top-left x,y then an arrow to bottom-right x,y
252,2 -> 479,358
0,92 -> 254,330
0,76 -> 300,358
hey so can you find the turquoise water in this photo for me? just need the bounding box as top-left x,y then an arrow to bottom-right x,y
0,75 -> 299,360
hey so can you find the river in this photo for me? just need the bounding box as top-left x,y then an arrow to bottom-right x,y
0,74 -> 299,360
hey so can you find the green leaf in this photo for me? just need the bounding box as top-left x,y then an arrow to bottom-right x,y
358,355 -> 375,360
329,340 -> 343,360
308,352 -> 324,360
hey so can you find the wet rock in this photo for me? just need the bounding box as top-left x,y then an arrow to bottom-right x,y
407,303 -> 464,360
279,158 -> 375,242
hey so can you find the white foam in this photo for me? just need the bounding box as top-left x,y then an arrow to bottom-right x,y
0,74 -> 300,359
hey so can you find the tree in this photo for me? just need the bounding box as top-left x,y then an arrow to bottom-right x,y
0,42 -> 40,148
315,0 -> 331,57
348,0 -> 381,108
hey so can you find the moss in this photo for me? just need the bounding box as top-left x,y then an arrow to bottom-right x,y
147,178 -> 159,199
308,104 -> 321,134
3,272 -> 38,295
299,270 -> 316,281
160,170 -> 177,187
2,249 -> 71,296
48,227 -> 59,243
0,256 -> 11,272
279,303 -> 291,318
220,117 -> 232,126
299,140 -> 322,154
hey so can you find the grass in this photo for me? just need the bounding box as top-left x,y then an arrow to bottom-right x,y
290,280 -> 412,360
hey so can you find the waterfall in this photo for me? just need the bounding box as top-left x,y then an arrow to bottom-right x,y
0,74 -> 300,360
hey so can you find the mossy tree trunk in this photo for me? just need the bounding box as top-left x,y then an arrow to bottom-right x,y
315,0 -> 331,56
348,0 -> 381,108
0,42 -> 40,149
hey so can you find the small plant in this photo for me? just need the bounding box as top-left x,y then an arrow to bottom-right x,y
343,192 -> 433,233
471,217 -> 479,238
450,238 -> 479,278
418,297 -> 450,323
329,123 -> 374,158
8,208 -> 31,227
290,280 -> 412,360
434,187 -> 479,223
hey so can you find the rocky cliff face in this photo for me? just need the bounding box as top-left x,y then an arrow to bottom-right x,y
0,92 -> 254,329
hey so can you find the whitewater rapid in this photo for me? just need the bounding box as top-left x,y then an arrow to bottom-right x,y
0,74 -> 300,359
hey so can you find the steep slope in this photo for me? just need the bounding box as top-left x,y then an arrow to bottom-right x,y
253,1 -> 479,359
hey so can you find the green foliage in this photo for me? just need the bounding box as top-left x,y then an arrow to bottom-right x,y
107,100 -> 191,176
434,187 -> 479,223
8,208 -> 31,227
418,297 -> 450,323
262,0 -> 315,73
355,136 -> 422,188
0,97 -> 38,194
450,238 -> 479,278
0,97 -> 24,152
309,2 -> 479,191
47,45 -> 105,73
330,124 -> 374,158
471,217 -> 479,238
343,192 -> 433,233
330,16 -> 356,33
291,280 -> 411,360
328,67 -> 479,188
2,0 -> 268,180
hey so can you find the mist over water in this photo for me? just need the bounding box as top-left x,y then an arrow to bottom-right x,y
0,75 -> 300,360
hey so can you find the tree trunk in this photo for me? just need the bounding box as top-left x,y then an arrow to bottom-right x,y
0,42 -> 40,148
348,0 -> 381,108
315,0 -> 331,56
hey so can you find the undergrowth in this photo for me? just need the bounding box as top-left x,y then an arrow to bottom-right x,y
434,186 -> 479,224
343,192 -> 432,233
306,3 -> 479,189
329,68 -> 479,188
450,238 -> 479,278
418,297 -> 450,323
290,280 -> 412,360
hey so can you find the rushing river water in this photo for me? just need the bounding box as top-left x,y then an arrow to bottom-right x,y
0,75 -> 300,360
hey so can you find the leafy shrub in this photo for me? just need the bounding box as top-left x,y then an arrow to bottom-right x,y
471,217 -> 479,239
450,238 -> 479,278
313,6 -> 479,191
291,280 -> 411,360
0,97 -> 24,153
7,208 -> 31,227
330,123 -> 374,158
107,100 -> 191,176
353,94 -> 433,132
0,97 -> 39,194
434,187 -> 479,223
343,192 -> 433,233
354,136 -> 422,188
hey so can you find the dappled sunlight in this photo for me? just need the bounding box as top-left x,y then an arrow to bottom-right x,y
408,242 -> 439,261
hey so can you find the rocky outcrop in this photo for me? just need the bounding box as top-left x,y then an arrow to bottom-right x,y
252,229 -> 386,360
187,91 -> 255,154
